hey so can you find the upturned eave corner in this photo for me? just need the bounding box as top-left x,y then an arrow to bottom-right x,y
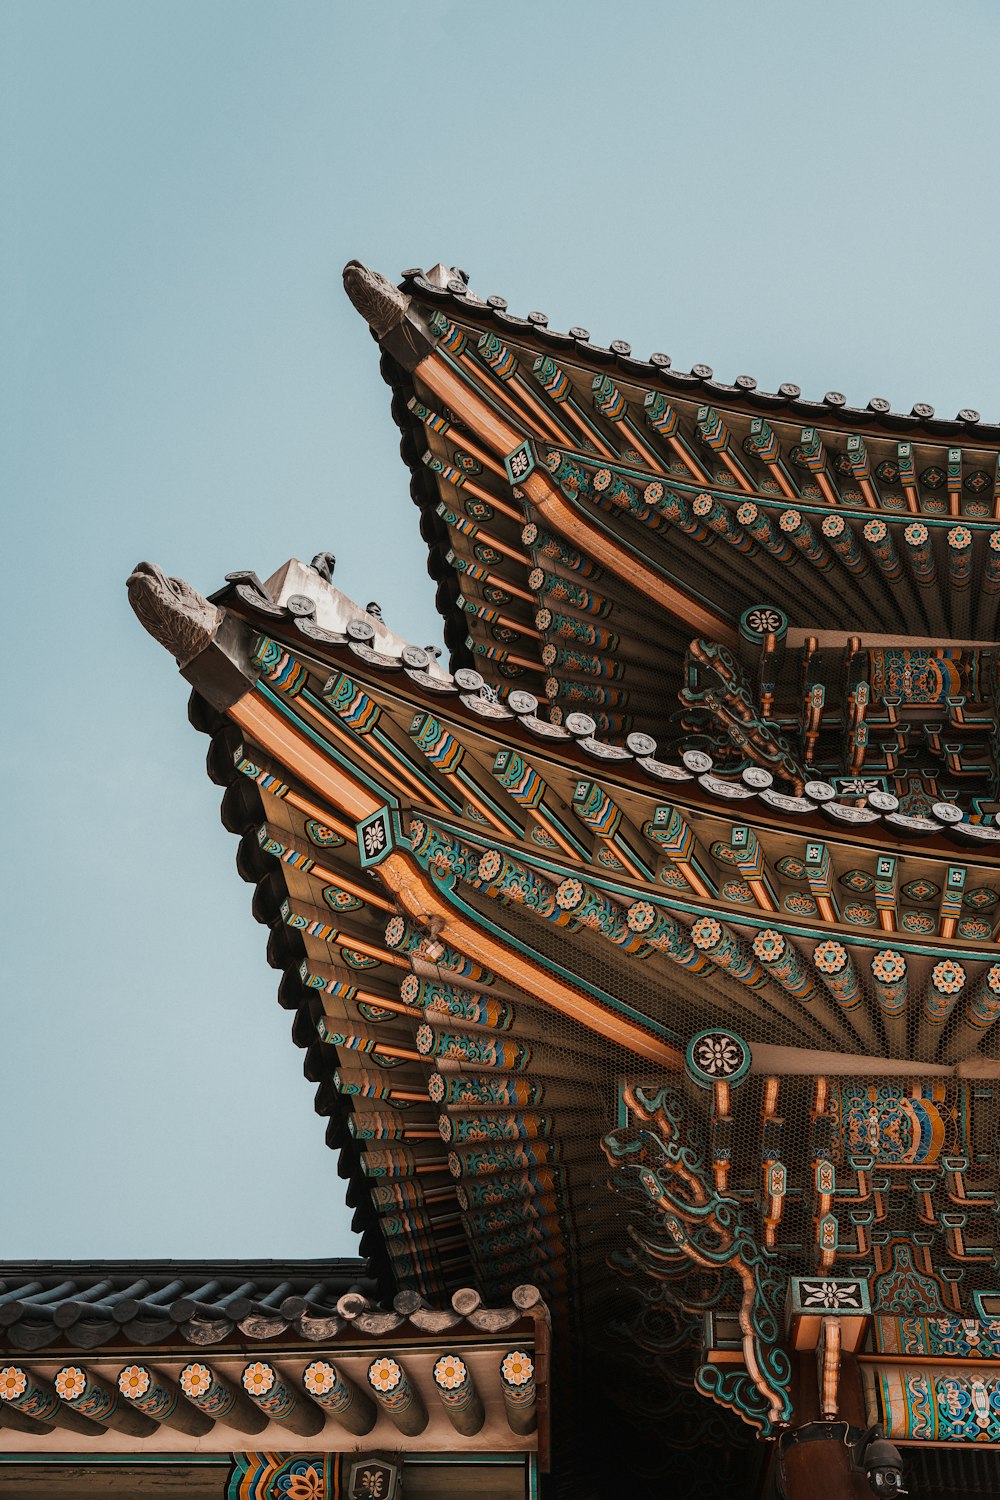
126,559 -> 260,712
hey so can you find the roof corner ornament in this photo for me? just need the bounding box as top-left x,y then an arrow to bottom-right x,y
342,260 -> 411,338
309,551 -> 336,583
126,561 -> 222,667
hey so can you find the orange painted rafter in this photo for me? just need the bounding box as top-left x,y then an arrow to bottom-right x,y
248,776 -> 355,844
460,476 -> 523,523
456,349 -> 566,447
339,936 -> 409,969
477,570 -> 536,604
230,690 -> 681,1068
307,860 -> 395,913
816,472 -> 840,507
556,401 -> 618,461
296,694 -> 454,814
449,436 -> 507,481
417,353 -> 738,646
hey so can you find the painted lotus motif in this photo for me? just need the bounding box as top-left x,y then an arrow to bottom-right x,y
501,1350 -> 534,1386
54,1367 -> 86,1401
433,1354 -> 467,1390
118,1365 -> 151,1399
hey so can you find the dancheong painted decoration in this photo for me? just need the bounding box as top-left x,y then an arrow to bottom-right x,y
16,261 -> 1000,1497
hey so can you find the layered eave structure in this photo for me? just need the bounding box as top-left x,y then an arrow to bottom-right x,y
120,264 -> 1000,1496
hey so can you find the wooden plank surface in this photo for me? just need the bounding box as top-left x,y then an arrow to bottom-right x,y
0,1464 -> 229,1497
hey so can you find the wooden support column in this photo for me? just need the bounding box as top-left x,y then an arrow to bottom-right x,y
776,1350 -> 872,1500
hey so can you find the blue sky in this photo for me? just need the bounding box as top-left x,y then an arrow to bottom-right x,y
4,1 -> 1000,1256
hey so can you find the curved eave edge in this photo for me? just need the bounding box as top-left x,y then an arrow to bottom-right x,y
398,270 -> 999,442
379,343 -> 477,674
191,688 -> 398,1302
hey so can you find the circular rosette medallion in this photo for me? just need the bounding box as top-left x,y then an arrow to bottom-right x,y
740,605 -> 787,645
685,1028 -> 751,1088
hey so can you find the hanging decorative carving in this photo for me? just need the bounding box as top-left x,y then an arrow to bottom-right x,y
603,1084 -> 793,1435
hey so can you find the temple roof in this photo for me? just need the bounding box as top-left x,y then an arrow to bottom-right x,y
347,261 -> 1000,781
0,1261 -> 375,1351
118,259 -> 1000,1487
390,263 -> 998,438
128,552 -> 1000,1482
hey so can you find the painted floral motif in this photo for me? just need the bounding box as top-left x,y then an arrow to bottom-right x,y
689,1030 -> 748,1082
691,917 -> 722,948
179,1363 -> 212,1399
722,879 -> 755,904
901,911 -> 935,935
814,941 -> 848,975
902,877 -> 939,903
303,1361 -> 335,1396
753,930 -> 785,962
659,866 -> 691,890
744,606 -> 784,635
433,1354 -> 468,1390
843,902 -> 877,926
709,841 -> 739,865
322,886 -> 362,914
783,892 -> 818,915
776,856 -> 806,879
0,1368 -> 27,1401
242,1362 -> 275,1397
501,1350 -> 534,1387
362,820 -> 388,859
872,950 -> 906,983
931,959 -> 966,995
304,818 -> 343,848
284,1470 -> 325,1500
596,848 -> 624,869
54,1367 -> 86,1401
529,827 -> 557,849
965,887 -> 999,910
799,1279 -> 866,1310
839,868 -> 875,893
556,877 -> 584,908
341,948 -> 379,969
958,917 -> 992,940
118,1365 -> 151,1399
837,777 -> 882,798
368,1357 -> 403,1394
